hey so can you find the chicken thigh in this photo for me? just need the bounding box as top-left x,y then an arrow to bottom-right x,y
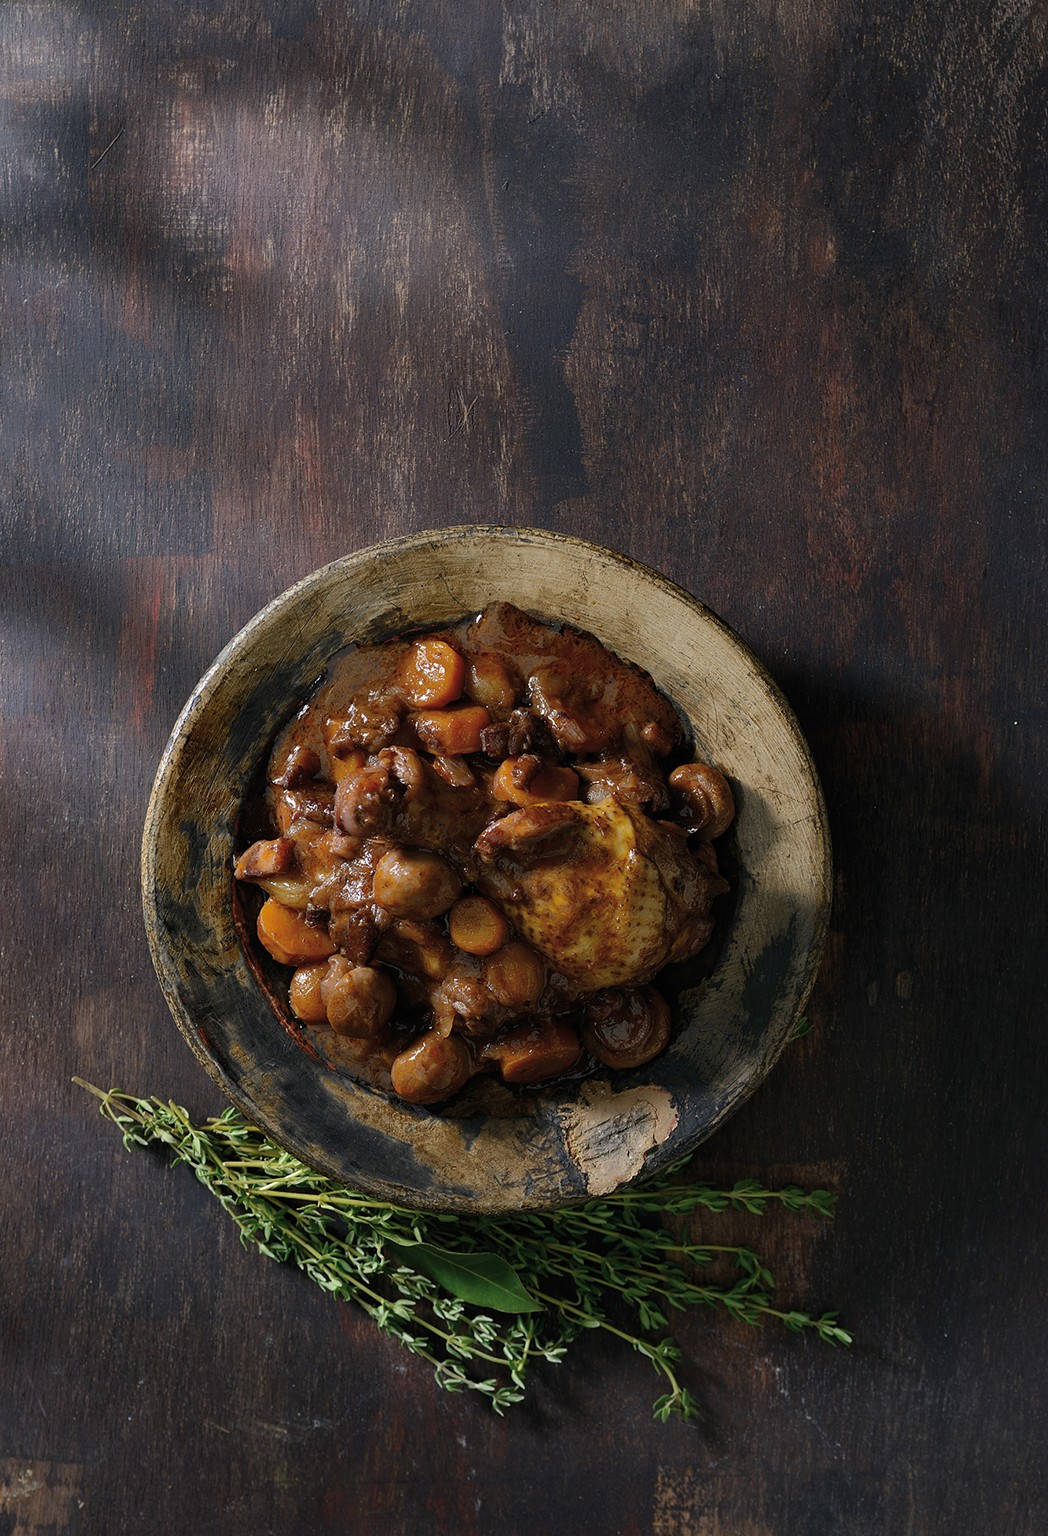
473,799 -> 728,991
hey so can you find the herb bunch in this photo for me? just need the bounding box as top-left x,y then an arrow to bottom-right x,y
75,1079 -> 849,1421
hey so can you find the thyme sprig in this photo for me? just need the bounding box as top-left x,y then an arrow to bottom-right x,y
74,1079 -> 850,1421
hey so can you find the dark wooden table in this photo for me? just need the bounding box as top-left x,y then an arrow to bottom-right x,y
3,4 -> 1046,1532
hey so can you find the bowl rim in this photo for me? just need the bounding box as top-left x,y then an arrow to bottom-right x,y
141,524 -> 832,1208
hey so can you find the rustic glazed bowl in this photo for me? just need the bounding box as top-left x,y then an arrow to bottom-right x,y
142,526 -> 830,1212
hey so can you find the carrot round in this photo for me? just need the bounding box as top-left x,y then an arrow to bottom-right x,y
448,895 -> 509,956
413,705 -> 490,756
401,639 -> 466,708
256,898 -> 336,966
492,756 -> 579,806
494,1018 -> 582,1085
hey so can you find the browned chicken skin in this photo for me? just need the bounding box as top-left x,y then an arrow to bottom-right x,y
474,799 -> 727,990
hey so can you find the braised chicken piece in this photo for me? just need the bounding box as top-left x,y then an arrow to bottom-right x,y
474,800 -> 727,990
234,603 -> 734,1107
466,603 -> 683,756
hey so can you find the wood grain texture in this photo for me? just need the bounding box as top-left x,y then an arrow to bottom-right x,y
2,2 -> 1046,1533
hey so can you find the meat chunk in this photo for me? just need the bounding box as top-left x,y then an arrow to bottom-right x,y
274,785 -> 335,834
375,918 -> 455,981
529,656 -> 683,756
479,707 -> 550,760
474,801 -> 581,863
576,753 -> 670,813
327,907 -> 381,965
269,745 -> 321,789
334,747 -> 489,856
324,697 -> 404,756
425,939 -> 546,1040
309,839 -> 388,960
234,837 -> 297,881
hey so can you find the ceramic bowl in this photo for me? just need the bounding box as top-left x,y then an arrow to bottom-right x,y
142,526 -> 830,1212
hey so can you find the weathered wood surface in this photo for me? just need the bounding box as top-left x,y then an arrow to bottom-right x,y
2,3 -> 1046,1533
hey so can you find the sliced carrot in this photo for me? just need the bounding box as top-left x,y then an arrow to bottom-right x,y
494,1018 -> 582,1085
448,895 -> 509,956
492,756 -> 579,805
256,898 -> 335,966
400,639 -> 466,708
413,704 -> 490,756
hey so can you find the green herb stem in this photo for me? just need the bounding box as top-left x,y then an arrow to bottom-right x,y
73,1078 -> 850,1420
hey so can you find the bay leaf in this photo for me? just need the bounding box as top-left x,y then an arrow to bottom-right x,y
386,1236 -> 544,1314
